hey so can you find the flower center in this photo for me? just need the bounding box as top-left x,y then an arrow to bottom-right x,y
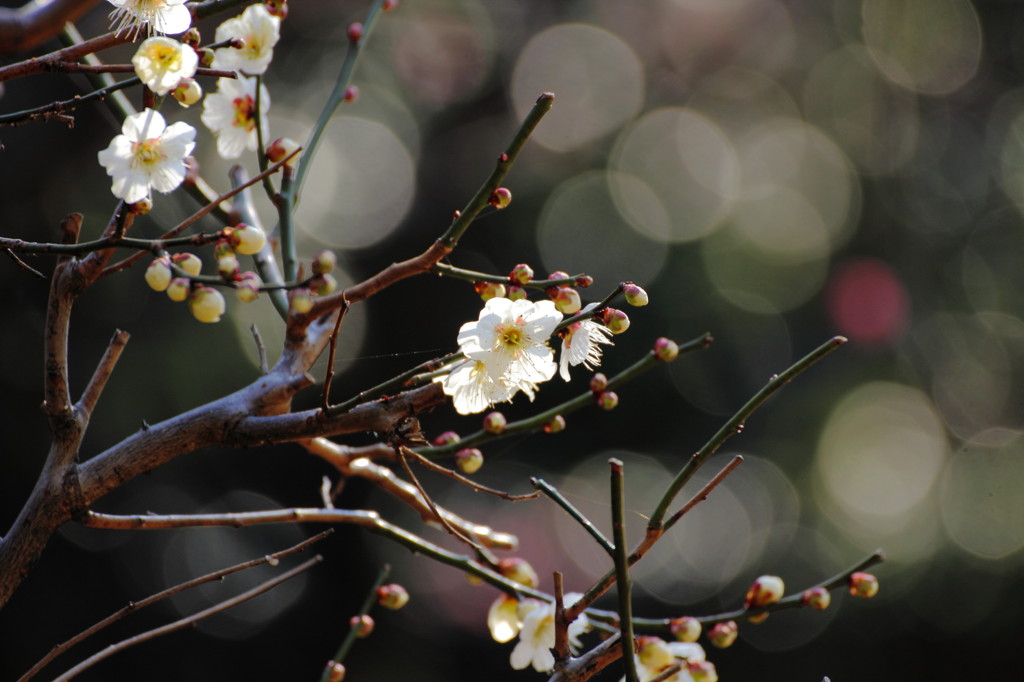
495,321 -> 525,351
132,138 -> 165,166
150,43 -> 181,69
231,95 -> 257,131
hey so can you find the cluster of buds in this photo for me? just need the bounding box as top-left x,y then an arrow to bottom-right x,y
290,250 -> 339,314
145,253 -> 228,323
587,373 -> 618,411
635,636 -> 718,682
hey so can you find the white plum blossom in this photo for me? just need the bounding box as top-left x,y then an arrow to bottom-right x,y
559,303 -> 614,381
626,641 -> 714,682
439,358 -> 544,416
106,0 -> 192,40
509,595 -> 589,673
201,76 -> 271,159
213,3 -> 282,75
132,36 -> 197,95
487,594 -> 521,644
97,108 -> 195,204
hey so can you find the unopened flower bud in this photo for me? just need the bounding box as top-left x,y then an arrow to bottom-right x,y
654,337 -> 679,362
173,252 -> 202,276
548,270 -> 570,281
474,281 -> 506,301
489,187 -> 512,209
745,575 -> 785,609
543,415 -> 566,433
707,620 -> 738,648
848,572 -> 879,599
670,616 -> 702,643
802,586 -> 831,610
196,48 -> 214,68
145,258 -> 172,291
214,239 -> 234,260
312,250 -> 337,275
344,85 -> 359,102
230,223 -> 267,255
433,430 -> 460,446
264,0 -> 287,19
497,557 -> 539,588
604,308 -> 630,334
383,0 -> 398,10
347,22 -> 363,43
189,286 -> 226,323
748,612 -> 769,624
622,282 -> 649,307
290,288 -> 314,314
506,285 -> 527,301
130,197 -> 153,215
166,277 -> 190,302
596,391 -> 618,410
349,614 -> 374,638
236,272 -> 262,302
376,583 -> 410,610
636,636 -> 674,671
312,273 -> 337,296
217,254 -> 240,279
171,77 -> 203,107
589,373 -> 608,392
575,274 -> 593,288
181,27 -> 201,48
266,137 -> 301,170
688,660 -> 718,682
456,448 -> 483,474
483,411 -> 506,434
509,263 -> 533,285
553,286 -> 581,314
324,662 -> 345,682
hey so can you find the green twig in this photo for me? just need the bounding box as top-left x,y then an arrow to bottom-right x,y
532,477 -> 614,555
320,564 -> 391,681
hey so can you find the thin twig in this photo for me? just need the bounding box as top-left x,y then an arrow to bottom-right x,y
553,572 -> 569,665
610,459 -> 638,682
51,557 -> 322,681
321,298 -> 350,410
402,447 -> 540,501
319,564 -> 391,682
250,324 -> 269,374
532,477 -> 613,555
76,329 -> 130,420
18,531 -> 331,682
394,446 -> 483,551
3,247 -> 45,278
663,454 -> 744,532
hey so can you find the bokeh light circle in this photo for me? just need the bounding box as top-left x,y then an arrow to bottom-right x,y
611,107 -> 740,243
826,257 -> 910,347
510,23 -> 644,152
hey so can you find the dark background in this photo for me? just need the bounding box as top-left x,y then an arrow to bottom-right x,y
3,0 -> 1024,679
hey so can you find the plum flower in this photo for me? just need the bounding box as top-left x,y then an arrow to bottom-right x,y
106,0 -> 192,40
200,76 -> 270,159
559,303 -> 613,381
509,595 -> 589,673
626,639 -> 715,682
97,108 -> 195,204
459,297 -> 562,384
439,359 -> 539,416
487,594 -> 521,644
132,36 -> 197,95
213,3 -> 281,75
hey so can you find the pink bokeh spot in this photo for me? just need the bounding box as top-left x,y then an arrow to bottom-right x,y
826,258 -> 909,346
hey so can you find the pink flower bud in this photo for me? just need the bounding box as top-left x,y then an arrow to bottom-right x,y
172,252 -> 202,276
553,286 -> 581,314
654,337 -> 679,362
456,448 -> 483,474
506,285 -> 527,301
509,263 -> 533,285
707,620 -> 738,648
596,391 -> 618,410
489,187 -> 512,209
670,616 -> 702,643
744,575 -> 785,609
801,586 -> 831,610
182,27 -> 201,49
483,411 -> 506,434
575,274 -> 593,288
623,282 -> 649,307
688,660 -> 718,682
589,373 -> 608,393
382,0 -> 398,10
145,258 -> 172,292
543,415 -> 566,433
376,583 -> 410,610
264,0 -> 288,19
474,281 -> 506,301
196,48 -> 214,68
324,662 -> 345,682
497,557 -> 539,588
433,430 -> 460,446
129,197 -> 153,215
347,22 -> 363,43
236,272 -> 262,302
217,254 -> 240,279
349,614 -> 374,638
344,85 -> 359,102
848,572 -> 879,599
604,308 -> 630,334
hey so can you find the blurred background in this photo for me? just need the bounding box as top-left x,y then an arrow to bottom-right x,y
2,0 -> 1024,679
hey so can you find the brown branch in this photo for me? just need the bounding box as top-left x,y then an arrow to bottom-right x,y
3,247 -> 45,278
321,298 -> 349,410
401,445 -> 541,501
548,632 -> 622,682
0,0 -> 101,55
395,445 -> 484,551
0,30 -> 128,81
75,329 -> 130,420
17,531 -> 330,682
51,556 -> 321,680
